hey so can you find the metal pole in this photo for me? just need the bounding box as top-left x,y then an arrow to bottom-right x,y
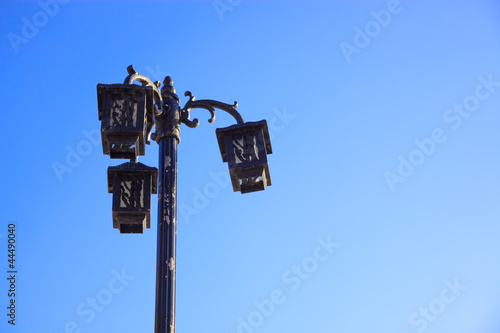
154,78 -> 181,333
155,135 -> 177,333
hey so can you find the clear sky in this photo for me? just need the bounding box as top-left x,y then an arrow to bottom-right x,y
1,0 -> 500,333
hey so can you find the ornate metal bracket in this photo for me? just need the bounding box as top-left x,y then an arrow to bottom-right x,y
121,65 -> 246,144
124,65 -> 163,106
180,91 -> 244,128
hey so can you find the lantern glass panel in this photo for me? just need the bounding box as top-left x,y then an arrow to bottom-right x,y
112,144 -> 135,154
119,176 -> 145,208
109,94 -> 138,128
238,170 -> 266,193
232,133 -> 260,164
108,135 -> 139,160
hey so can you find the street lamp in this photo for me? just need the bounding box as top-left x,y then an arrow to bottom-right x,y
216,120 -> 272,193
97,83 -> 154,160
97,65 -> 272,333
107,161 -> 158,233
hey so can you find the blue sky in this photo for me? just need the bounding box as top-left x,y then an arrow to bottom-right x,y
1,0 -> 500,332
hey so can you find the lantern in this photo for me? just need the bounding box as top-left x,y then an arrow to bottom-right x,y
216,120 -> 272,193
107,162 -> 158,233
97,84 -> 154,160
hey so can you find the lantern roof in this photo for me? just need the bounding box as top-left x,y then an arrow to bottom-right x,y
107,162 -> 158,194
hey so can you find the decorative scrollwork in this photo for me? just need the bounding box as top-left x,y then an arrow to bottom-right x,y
180,91 -> 244,128
119,65 -> 246,144
123,65 -> 162,145
124,65 -> 163,106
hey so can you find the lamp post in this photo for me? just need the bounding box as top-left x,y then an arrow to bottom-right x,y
97,65 -> 273,333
